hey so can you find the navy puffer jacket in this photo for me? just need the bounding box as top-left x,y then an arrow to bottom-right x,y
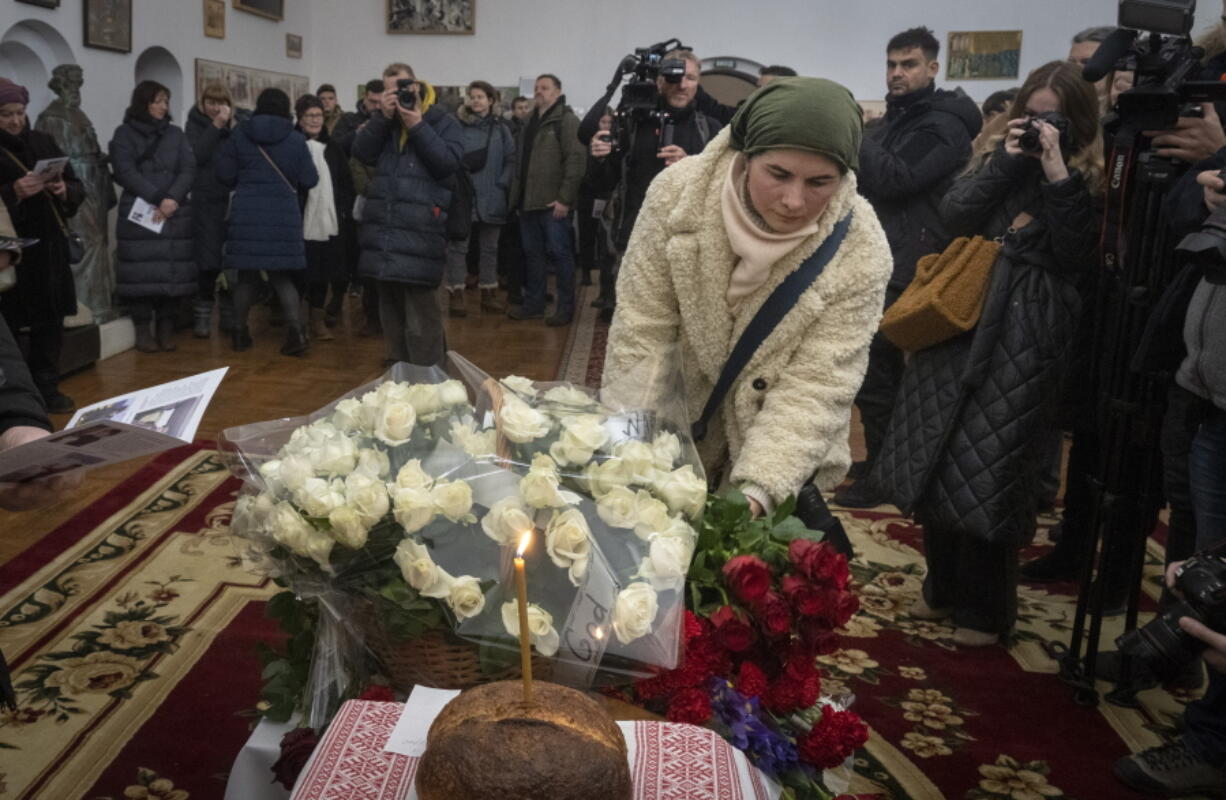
352,97 -> 464,288
109,113 -> 196,298
216,113 -> 318,271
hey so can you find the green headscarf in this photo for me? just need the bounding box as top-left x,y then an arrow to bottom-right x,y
729,77 -> 863,172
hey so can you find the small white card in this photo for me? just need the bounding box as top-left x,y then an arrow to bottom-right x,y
32,157 -> 68,181
382,686 -> 460,757
128,197 -> 165,234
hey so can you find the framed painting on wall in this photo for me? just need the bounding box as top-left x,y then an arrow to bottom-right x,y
233,0 -> 283,22
286,33 -> 302,59
195,58 -> 309,112
204,0 -> 225,39
83,0 -> 132,54
16,0 -> 61,9
947,30 -> 1023,80
387,0 -> 475,35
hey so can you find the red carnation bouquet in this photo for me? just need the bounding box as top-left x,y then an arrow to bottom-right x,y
621,491 -> 867,798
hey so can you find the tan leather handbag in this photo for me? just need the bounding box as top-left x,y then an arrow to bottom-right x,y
879,212 -> 1032,352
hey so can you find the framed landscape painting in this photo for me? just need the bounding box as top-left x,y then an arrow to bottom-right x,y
387,0 -> 474,35
83,0 -> 132,54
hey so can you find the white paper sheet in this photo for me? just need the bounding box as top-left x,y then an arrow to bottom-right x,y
31,157 -> 68,181
128,197 -> 166,234
382,687 -> 460,757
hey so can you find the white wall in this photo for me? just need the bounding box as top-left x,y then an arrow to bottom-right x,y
0,0 -> 314,140
310,0 -> 1139,116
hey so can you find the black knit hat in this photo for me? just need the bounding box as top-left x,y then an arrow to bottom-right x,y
255,88 -> 291,119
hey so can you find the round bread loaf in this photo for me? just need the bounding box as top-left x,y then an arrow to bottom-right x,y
415,680 -> 632,800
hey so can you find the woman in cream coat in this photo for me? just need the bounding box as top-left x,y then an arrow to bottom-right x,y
603,78 -> 893,526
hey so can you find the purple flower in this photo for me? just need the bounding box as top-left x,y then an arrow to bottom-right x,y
707,677 -> 799,776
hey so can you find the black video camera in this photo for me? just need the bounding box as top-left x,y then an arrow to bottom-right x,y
396,78 -> 420,110
1018,111 -> 1071,155
1116,543 -> 1226,674
603,38 -> 688,154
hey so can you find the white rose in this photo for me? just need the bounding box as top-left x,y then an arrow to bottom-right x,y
393,459 -> 434,490
481,496 -> 534,546
530,452 -> 557,474
550,414 -> 609,466
353,448 -> 390,480
391,486 -> 436,533
404,383 -> 443,418
543,384 -> 596,408
584,458 -> 629,497
501,375 -> 537,397
295,477 -> 347,518
375,381 -> 411,404
654,464 -> 708,520
345,472 -> 390,527
438,379 -> 470,407
447,575 -> 486,620
374,400 -> 417,445
278,453 -> 314,493
613,440 -> 657,485
393,538 -> 454,598
271,501 -> 334,570
313,435 -> 358,476
500,601 -> 559,657
638,535 -> 693,589
596,485 -> 638,529
431,480 -> 474,522
520,468 -> 565,509
545,508 -> 592,586
612,582 -> 659,645
659,515 -> 698,543
450,419 -> 497,458
258,459 -> 286,496
499,398 -> 552,443
328,506 -> 369,549
331,397 -> 367,434
633,490 -> 674,541
651,432 -> 682,471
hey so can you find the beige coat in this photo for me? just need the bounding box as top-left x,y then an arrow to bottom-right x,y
603,128 -> 892,506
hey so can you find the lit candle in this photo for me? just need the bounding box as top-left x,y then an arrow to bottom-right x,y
515,530 -> 534,704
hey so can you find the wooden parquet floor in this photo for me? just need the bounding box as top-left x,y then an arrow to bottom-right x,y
0,292 -> 572,566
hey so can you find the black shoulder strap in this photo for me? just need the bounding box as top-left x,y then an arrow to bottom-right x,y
691,212 -> 854,442
695,113 -> 711,147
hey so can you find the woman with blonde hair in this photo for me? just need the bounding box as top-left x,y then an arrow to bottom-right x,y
873,60 -> 1103,646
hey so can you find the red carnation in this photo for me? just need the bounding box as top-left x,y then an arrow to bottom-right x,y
710,605 -> 757,652
782,575 -> 825,618
722,555 -> 773,603
736,661 -> 769,699
666,687 -> 712,725
683,610 -> 706,642
753,591 -> 793,638
357,685 -> 395,702
797,708 -> 869,769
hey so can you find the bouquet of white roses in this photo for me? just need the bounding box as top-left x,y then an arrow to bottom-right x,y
224,353 -> 704,725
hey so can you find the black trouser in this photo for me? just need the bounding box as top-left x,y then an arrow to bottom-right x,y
500,214 -> 524,299
197,269 -> 220,302
854,289 -> 905,470
361,278 -> 379,322
378,281 -> 445,366
306,280 -> 348,310
921,522 -> 1019,633
24,320 -> 63,399
129,296 -> 179,323
796,482 -> 853,558
233,271 -> 301,329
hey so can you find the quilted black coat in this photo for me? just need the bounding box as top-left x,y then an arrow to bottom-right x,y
871,148 -> 1097,545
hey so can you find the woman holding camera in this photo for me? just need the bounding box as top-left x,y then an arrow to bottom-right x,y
603,78 -> 893,550
873,60 -> 1103,646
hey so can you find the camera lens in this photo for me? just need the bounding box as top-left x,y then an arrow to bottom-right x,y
1115,602 -> 1207,674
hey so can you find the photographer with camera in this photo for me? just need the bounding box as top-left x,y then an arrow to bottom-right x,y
352,62 -> 464,367
834,26 -> 982,509
586,48 -> 723,313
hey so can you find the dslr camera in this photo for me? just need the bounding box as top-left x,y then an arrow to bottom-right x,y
396,78 -> 420,110
1017,111 -> 1070,155
1116,543 -> 1226,674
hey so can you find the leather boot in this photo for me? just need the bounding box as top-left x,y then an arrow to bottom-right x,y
309,308 -> 334,341
480,288 -> 505,313
217,291 -> 236,334
135,320 -> 158,353
448,288 -> 467,318
156,315 -> 177,352
324,294 -> 343,327
192,299 -> 213,338
281,324 -> 309,357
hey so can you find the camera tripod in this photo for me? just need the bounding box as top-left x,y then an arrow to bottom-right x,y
1046,123 -> 1185,708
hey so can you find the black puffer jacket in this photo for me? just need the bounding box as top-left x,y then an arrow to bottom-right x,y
184,105 -> 232,275
858,85 -> 982,293
109,112 -> 196,298
872,149 -> 1097,545
352,97 -> 464,288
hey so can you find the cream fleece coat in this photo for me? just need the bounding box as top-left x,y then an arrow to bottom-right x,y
603,128 -> 893,505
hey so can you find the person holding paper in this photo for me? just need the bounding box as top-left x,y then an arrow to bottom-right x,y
109,80 -> 196,354
0,78 -> 84,416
